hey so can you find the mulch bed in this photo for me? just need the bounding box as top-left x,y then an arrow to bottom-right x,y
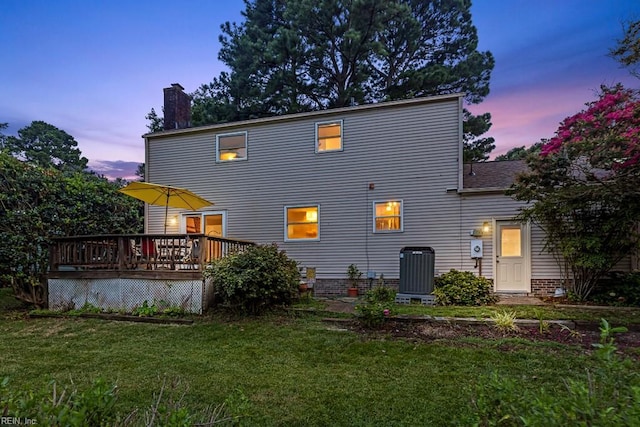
348,319 -> 640,358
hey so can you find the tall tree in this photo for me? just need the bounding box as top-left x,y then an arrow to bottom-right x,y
135,163 -> 145,181
463,110 -> 495,162
509,85 -> 640,301
184,0 -> 495,159
611,19 -> 640,78
494,141 -> 543,161
145,108 -> 164,133
0,152 -> 143,305
0,122 -> 7,147
3,121 -> 88,171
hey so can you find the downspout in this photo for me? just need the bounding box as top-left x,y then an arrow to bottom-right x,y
457,96 -> 464,192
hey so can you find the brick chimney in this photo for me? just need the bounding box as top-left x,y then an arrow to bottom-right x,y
163,83 -> 191,130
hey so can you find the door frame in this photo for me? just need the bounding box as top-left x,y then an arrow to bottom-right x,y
491,219 -> 531,293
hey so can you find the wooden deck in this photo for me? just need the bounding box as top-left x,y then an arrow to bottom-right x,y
49,234 -> 255,279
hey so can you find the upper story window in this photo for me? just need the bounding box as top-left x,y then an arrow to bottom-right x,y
316,120 -> 343,153
373,200 -> 403,233
285,205 -> 319,241
216,131 -> 247,162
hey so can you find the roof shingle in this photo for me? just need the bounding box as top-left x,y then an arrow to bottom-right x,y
463,160 -> 527,189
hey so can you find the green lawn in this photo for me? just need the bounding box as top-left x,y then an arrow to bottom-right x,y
1,286 -> 638,425
392,302 -> 640,325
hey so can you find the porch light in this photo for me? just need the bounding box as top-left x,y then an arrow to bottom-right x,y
482,222 -> 491,234
470,221 -> 491,237
168,216 -> 178,226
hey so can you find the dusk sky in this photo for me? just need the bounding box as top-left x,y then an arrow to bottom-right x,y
2,1 -> 639,180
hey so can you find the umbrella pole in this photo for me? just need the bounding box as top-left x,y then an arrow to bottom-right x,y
164,192 -> 169,234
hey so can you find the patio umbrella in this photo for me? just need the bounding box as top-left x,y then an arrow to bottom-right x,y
119,181 -> 214,233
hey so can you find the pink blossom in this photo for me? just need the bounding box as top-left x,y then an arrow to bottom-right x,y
539,85 -> 640,168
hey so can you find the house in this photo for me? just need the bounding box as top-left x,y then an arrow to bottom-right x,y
144,84 -> 634,297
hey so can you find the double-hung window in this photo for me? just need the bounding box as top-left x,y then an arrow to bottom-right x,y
373,200 -> 403,233
216,131 -> 247,162
315,120 -> 343,152
285,205 -> 319,241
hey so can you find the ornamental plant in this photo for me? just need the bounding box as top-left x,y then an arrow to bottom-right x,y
346,263 -> 362,289
509,85 -> 640,301
489,310 -> 518,333
355,285 -> 397,328
204,243 -> 300,315
432,269 -> 497,306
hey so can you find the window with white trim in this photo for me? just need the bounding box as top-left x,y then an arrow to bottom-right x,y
285,205 -> 319,241
315,120 -> 342,152
216,131 -> 247,162
182,211 -> 226,236
373,200 -> 403,232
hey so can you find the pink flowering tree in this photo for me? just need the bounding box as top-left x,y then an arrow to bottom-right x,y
509,85 -> 640,300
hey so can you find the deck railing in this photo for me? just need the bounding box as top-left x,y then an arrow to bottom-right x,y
49,234 -> 255,272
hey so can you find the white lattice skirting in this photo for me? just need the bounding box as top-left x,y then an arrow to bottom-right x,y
48,278 -> 205,314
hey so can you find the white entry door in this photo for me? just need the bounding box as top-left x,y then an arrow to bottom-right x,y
495,221 -> 530,292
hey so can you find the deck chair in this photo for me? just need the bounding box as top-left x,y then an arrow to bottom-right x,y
181,239 -> 200,269
140,237 -> 157,269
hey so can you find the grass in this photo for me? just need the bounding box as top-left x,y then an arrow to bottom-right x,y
393,301 -> 640,325
0,314 -> 608,425
2,287 -> 639,425
0,287 -> 29,313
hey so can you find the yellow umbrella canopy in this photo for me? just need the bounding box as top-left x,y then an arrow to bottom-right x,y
119,182 -> 214,232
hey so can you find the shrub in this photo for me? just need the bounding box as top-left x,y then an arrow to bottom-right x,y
432,269 -> 497,306
204,243 -> 300,315
367,284 -> 396,304
589,271 -> 640,307
355,285 -> 397,328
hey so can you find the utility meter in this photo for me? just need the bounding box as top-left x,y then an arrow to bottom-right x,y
470,239 -> 483,258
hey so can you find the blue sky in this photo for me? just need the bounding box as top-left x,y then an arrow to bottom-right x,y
2,0 -> 639,179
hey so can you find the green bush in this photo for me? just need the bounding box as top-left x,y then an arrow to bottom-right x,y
590,271 -> 640,307
131,300 -> 159,317
355,285 -> 397,328
366,284 -> 396,304
204,243 -> 300,315
432,269 -> 497,306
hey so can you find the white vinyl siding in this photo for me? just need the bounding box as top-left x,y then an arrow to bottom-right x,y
216,131 -> 247,162
146,94 -> 464,278
459,192 -> 563,281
